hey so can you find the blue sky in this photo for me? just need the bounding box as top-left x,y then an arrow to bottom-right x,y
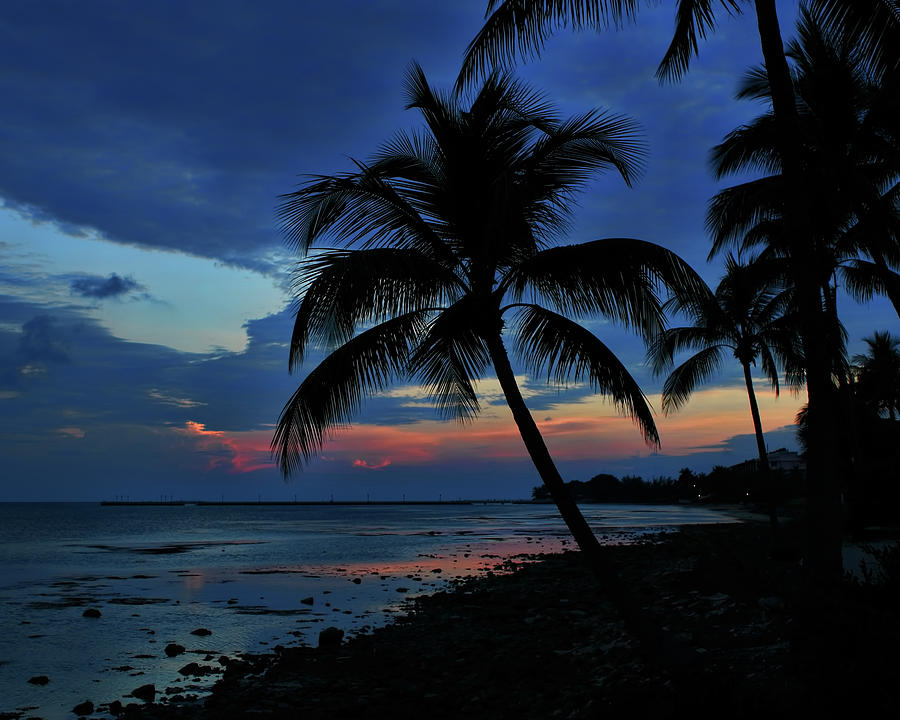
0,1 -> 893,501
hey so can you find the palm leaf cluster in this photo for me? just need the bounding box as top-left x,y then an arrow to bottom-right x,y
273,64 -> 704,476
648,255 -> 798,414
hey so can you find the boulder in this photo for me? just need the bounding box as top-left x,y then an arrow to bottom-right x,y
82,608 -> 102,618
317,626 -> 344,649
108,700 -> 124,716
190,627 -> 212,636
72,700 -> 94,715
132,683 -> 156,701
177,662 -> 216,676
164,643 -> 185,657
300,596 -> 314,605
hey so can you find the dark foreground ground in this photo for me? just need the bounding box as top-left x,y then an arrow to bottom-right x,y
120,519 -> 900,719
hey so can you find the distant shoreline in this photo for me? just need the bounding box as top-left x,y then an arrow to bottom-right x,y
98,499 -> 529,506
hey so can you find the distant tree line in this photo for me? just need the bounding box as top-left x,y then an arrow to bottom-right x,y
531,465 -> 807,506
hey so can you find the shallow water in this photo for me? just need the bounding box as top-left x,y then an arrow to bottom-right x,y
0,502 -> 736,719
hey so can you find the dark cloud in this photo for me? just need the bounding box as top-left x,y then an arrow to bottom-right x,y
19,315 -> 70,364
70,273 -> 143,299
0,0 -> 489,272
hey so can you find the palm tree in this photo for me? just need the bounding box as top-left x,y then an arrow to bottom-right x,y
273,65 -> 703,616
706,7 -> 900,325
456,0 -> 900,584
648,255 -> 796,523
853,331 -> 900,420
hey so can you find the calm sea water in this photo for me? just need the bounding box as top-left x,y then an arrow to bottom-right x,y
0,502 -> 736,719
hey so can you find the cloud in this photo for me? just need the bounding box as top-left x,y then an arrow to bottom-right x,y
19,315 -> 70,364
148,389 -> 206,408
353,458 -> 392,470
70,273 -> 144,299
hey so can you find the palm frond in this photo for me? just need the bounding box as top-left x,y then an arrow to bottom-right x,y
809,0 -> 900,79
277,162 -> 449,259
710,116 -> 782,180
661,345 -> 726,414
656,0 -> 742,82
734,65 -> 774,101
511,304 -> 659,445
456,1 -> 639,91
272,311 -> 429,475
525,108 -> 647,191
288,249 -> 461,369
706,176 -> 784,257
840,259 -> 900,316
407,297 -> 492,421
506,238 -> 706,338
646,326 -> 729,376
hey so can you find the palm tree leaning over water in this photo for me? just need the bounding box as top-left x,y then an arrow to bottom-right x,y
648,255 -> 798,525
457,0 -> 900,585
273,64 -> 704,652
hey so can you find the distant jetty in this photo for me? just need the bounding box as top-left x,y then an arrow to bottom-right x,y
99,499 -> 530,507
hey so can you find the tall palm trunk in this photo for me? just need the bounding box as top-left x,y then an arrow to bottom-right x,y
741,360 -> 778,526
485,330 -> 674,661
754,0 -> 843,585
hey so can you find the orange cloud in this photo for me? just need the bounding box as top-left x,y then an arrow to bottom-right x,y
310,382 -> 804,468
174,421 -> 276,474
353,458 -> 392,470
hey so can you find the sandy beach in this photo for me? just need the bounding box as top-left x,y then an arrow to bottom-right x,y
106,517 -> 900,719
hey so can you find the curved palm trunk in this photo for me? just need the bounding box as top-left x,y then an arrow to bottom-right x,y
485,331 -> 674,662
754,0 -> 843,586
741,361 -> 778,527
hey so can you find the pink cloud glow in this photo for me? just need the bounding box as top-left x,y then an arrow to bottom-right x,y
175,421 -> 276,474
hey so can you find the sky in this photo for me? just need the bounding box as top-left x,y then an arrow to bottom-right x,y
0,1 -> 894,501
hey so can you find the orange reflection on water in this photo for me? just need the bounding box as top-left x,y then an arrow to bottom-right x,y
327,537 -> 567,580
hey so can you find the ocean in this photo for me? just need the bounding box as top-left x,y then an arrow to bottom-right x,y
0,502 -> 736,719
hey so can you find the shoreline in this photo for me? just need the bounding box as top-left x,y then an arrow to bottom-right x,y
117,517 -> 900,719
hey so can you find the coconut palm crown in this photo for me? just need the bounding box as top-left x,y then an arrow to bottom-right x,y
272,64 -> 703,559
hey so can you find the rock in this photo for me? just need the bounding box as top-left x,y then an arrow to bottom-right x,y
351,577 -> 362,584
178,662 -> 216,676
190,627 -> 212,636
395,587 -> 409,593
108,699 -> 124,715
82,608 -> 102,618
28,675 -> 50,685
164,643 -> 186,657
300,596 -> 314,605
132,683 -> 156,701
72,700 -> 94,715
317,626 -> 344,649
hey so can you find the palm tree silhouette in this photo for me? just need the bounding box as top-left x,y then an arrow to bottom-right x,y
456,0 -> 899,584
853,331 -> 900,421
272,65 -> 703,647
706,7 -> 900,325
648,255 -> 797,524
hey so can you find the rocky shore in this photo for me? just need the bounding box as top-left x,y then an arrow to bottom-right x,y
117,519 -> 899,719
